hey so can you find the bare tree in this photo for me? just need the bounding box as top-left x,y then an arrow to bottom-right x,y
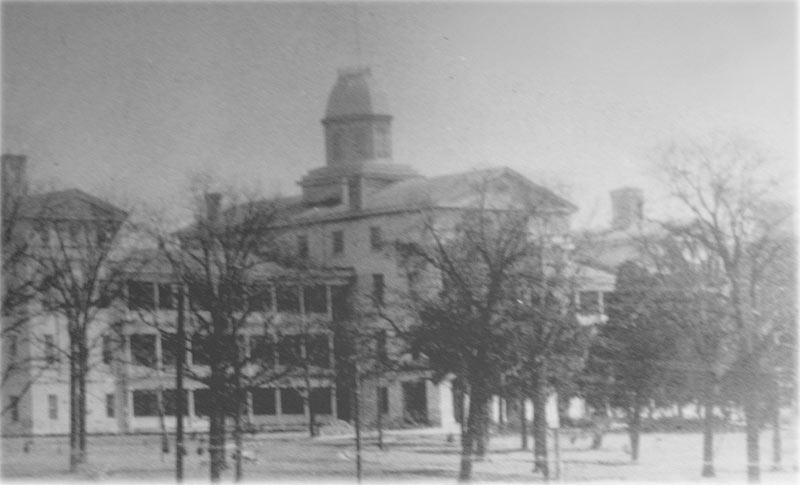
395,174 -> 575,481
505,232 -> 597,478
656,137 -> 795,483
636,226 -> 739,477
152,187 -> 334,482
23,192 -> 129,472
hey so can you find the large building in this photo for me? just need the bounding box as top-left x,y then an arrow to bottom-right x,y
2,67 -> 612,435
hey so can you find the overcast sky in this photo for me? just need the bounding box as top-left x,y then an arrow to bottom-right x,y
2,1 -> 796,227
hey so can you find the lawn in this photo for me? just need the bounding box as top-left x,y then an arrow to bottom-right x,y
1,426 -> 797,483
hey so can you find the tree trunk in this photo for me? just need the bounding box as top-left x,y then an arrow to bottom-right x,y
304,361 -> 315,438
557,392 -> 570,428
78,335 -> 88,466
702,393 -> 715,477
69,339 -> 81,472
459,384 -> 488,482
628,400 -> 641,463
591,406 -> 607,450
208,365 -> 227,483
771,400 -> 781,471
520,397 -> 528,450
157,386 -> 169,457
532,366 -> 548,478
744,397 -> 761,483
233,397 -> 243,482
376,386 -> 384,450
475,399 -> 489,459
209,406 -> 226,482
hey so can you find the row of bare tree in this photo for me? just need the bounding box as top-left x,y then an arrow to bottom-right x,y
2,137 -> 795,483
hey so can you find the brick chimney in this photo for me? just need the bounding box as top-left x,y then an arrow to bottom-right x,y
610,187 -> 643,230
2,154 -> 28,202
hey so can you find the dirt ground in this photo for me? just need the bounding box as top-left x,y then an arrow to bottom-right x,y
1,426 -> 797,483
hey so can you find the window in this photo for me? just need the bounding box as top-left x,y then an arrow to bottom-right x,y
128,281 -> 155,310
249,284 -> 272,312
276,286 -> 299,313
191,334 -> 210,366
102,335 -> 114,365
106,394 -> 115,418
158,283 -> 175,310
48,394 -> 58,420
130,334 -> 157,367
280,388 -> 304,415
132,390 -> 158,417
161,333 -> 179,368
96,282 -> 112,308
278,335 -> 303,367
163,389 -> 188,416
376,330 -> 387,362
303,285 -> 328,314
332,230 -> 344,254
44,334 -> 57,365
579,291 -> 600,314
194,388 -> 211,417
310,388 -> 332,414
9,396 -> 19,422
378,387 -> 389,414
297,235 -> 309,258
372,274 -> 385,306
370,226 -> 383,251
306,334 -> 330,368
188,283 -> 211,311
252,388 -> 276,415
250,335 -> 275,366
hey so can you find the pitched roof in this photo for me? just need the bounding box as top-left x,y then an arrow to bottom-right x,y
17,189 -> 127,221
181,166 -> 577,231
364,166 -> 577,213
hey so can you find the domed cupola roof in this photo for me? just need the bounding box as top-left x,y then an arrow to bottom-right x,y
325,67 -> 390,118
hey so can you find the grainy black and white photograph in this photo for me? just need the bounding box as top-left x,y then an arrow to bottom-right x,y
1,0 -> 796,483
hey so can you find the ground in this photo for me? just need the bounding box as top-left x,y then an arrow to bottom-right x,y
1,426 -> 797,483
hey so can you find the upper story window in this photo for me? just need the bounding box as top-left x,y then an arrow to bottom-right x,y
376,329 -> 388,362
297,234 -> 309,259
250,335 -> 275,366
370,227 -> 383,251
130,334 -> 157,367
277,335 -> 303,367
306,334 -> 331,368
191,334 -> 210,366
332,230 -> 344,255
158,284 -> 176,310
303,285 -> 328,314
48,394 -> 58,420
188,282 -> 211,311
248,284 -> 273,312
161,333 -> 180,368
276,286 -> 300,313
128,281 -> 155,310
44,334 -> 57,365
102,335 -> 114,365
